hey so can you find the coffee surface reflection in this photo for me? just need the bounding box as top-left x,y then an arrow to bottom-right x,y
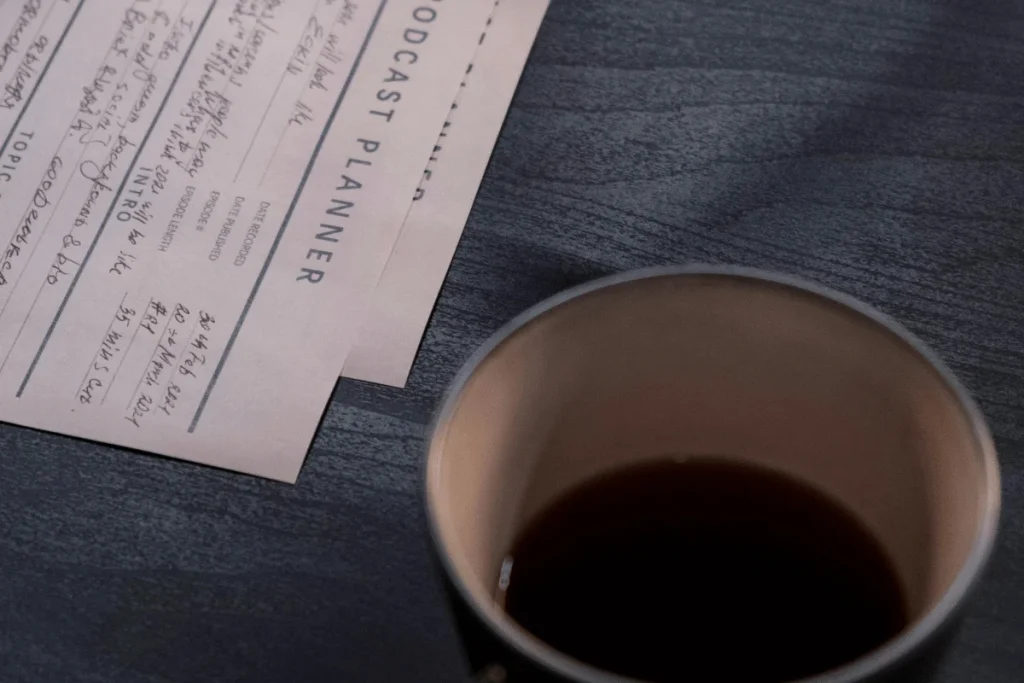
498,458 -> 908,683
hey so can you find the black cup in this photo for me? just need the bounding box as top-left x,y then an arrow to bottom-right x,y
425,267 -> 999,683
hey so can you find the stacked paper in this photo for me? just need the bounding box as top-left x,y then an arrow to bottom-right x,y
0,0 -> 549,481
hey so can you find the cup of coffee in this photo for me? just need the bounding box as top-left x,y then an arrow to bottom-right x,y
425,266 -> 999,683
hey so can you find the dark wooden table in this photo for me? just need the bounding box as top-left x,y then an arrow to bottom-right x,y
3,1 -> 1023,681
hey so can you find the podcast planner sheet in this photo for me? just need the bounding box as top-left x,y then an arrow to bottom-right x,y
0,0 -> 494,481
344,0 -> 550,387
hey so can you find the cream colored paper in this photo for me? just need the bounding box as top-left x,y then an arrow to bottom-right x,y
343,0 -> 548,387
0,0 -> 495,481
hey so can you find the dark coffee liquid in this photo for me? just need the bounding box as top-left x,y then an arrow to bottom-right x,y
498,459 -> 907,683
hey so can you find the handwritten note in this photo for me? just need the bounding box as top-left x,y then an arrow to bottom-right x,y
0,0 -> 503,482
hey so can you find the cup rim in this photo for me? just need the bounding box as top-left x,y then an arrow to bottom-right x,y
424,264 -> 1001,683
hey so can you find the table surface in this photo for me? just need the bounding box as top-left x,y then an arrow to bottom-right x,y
3,1 -> 1023,681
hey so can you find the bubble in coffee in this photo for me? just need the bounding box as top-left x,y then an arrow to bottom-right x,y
496,458 -> 908,683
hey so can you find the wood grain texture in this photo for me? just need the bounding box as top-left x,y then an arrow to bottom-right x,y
2,1 -> 1023,681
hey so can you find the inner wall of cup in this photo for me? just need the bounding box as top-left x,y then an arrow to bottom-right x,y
429,274 -> 985,629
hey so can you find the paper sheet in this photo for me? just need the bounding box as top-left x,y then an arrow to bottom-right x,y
343,0 -> 549,387
0,0 -> 496,481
